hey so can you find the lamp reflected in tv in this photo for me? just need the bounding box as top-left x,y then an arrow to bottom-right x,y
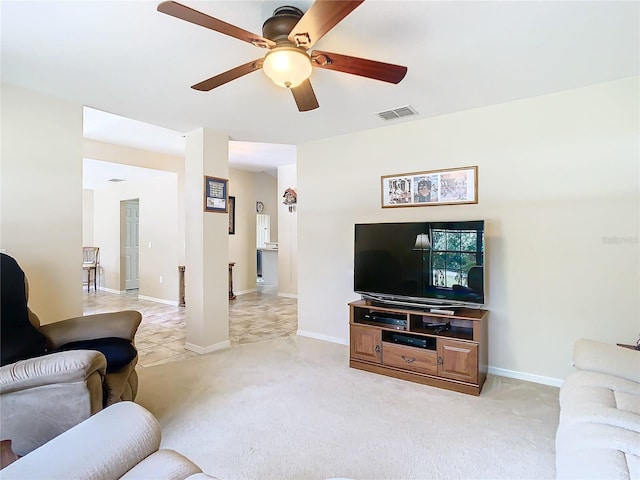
413,233 -> 431,295
413,233 -> 431,251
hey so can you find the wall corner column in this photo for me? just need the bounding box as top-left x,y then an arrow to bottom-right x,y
184,128 -> 230,353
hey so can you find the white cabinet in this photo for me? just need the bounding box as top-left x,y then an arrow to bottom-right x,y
260,249 -> 278,286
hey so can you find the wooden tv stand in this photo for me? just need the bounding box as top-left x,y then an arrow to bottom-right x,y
349,299 -> 488,396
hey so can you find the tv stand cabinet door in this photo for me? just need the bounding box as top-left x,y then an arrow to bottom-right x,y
437,339 -> 478,384
350,325 -> 382,364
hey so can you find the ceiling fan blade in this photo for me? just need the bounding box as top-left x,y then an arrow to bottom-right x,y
291,79 -> 319,112
311,50 -> 407,84
288,0 -> 365,50
158,1 -> 275,48
191,59 -> 263,91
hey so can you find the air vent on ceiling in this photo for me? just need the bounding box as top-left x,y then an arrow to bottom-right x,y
108,178 -> 125,183
376,105 -> 419,121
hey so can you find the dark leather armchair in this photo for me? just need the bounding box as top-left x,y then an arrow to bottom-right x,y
467,265 -> 484,296
451,265 -> 484,302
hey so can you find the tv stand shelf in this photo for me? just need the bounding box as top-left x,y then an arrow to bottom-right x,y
349,299 -> 488,396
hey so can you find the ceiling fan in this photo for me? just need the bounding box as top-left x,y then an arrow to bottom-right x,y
157,0 -> 408,112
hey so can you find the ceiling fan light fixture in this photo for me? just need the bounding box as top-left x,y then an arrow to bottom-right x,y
262,47 -> 312,89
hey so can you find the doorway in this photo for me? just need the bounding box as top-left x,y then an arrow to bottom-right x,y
122,199 -> 140,290
256,213 -> 270,284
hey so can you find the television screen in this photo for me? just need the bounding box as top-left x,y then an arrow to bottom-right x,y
354,221 -> 485,307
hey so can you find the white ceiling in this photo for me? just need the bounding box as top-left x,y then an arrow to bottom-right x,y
83,106 -> 186,157
83,106 -> 296,186
82,157 -> 175,190
2,0 -> 639,172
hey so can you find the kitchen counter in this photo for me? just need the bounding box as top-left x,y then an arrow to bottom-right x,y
258,248 -> 278,286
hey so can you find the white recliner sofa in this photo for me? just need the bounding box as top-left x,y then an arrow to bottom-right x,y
556,339 -> 640,479
1,402 -> 217,479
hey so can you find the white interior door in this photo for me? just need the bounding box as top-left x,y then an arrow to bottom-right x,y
124,199 -> 140,290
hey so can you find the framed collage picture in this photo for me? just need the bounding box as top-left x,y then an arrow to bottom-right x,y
204,176 -> 228,213
381,166 -> 478,208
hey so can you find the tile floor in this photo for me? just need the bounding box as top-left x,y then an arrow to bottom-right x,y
82,286 -> 297,368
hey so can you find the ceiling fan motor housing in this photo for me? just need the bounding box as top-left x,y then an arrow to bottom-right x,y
262,6 -> 304,44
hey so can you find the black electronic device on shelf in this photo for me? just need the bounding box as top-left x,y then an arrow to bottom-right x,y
423,320 -> 451,334
363,312 -> 407,328
382,331 -> 436,350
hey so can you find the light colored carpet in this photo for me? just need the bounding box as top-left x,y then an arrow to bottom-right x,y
136,336 -> 560,480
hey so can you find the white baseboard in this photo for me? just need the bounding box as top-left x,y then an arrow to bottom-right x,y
278,292 -> 298,299
235,288 -> 257,296
297,330 -> 348,346
185,340 -> 231,355
138,295 -> 179,306
234,289 -> 297,299
99,287 -> 125,294
488,366 -> 563,387
97,288 -> 178,308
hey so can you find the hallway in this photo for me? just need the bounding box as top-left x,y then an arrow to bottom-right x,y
83,288 -> 297,368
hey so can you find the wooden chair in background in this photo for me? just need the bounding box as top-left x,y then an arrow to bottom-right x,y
82,247 -> 100,292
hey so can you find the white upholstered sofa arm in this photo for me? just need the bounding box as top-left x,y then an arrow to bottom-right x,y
1,402 -> 214,480
2,402 -> 160,480
573,338 -> 640,383
0,350 -> 106,394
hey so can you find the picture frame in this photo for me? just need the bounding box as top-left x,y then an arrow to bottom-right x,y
381,166 -> 478,208
228,196 -> 235,234
204,176 -> 228,213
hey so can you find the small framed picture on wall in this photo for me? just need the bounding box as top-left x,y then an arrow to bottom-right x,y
204,176 -> 228,213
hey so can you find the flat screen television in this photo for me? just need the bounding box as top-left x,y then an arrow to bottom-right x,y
354,220 -> 485,308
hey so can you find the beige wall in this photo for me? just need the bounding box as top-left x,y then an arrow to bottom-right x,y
82,189 -> 95,286
82,189 -> 95,246
228,168 -> 278,294
85,165 -> 278,301
1,83 -> 83,323
254,172 -> 279,243
84,139 -> 184,171
83,139 -> 186,265
5,78 -> 637,384
84,140 -> 185,302
137,175 -> 180,302
277,164 -> 298,297
84,141 -> 280,298
296,77 -> 639,384
92,173 -> 179,301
